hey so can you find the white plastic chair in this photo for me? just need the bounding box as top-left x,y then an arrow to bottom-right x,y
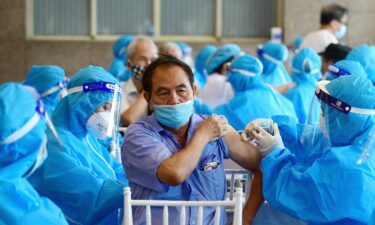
122,187 -> 243,225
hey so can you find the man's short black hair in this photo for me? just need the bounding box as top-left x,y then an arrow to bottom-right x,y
142,55 -> 194,93
320,43 -> 352,62
320,4 -> 348,25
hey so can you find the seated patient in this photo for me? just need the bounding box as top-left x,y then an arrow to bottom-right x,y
123,56 -> 263,225
28,66 -> 128,225
0,83 -> 68,224
245,75 -> 375,225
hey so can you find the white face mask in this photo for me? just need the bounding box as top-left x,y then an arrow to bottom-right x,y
25,137 -> 48,177
86,111 -> 111,139
320,114 -> 329,138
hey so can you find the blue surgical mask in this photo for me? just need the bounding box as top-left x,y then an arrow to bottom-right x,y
335,24 -> 347,39
153,100 -> 194,129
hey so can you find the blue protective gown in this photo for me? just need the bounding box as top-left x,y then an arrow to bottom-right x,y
194,98 -> 213,115
28,66 -> 128,225
0,83 -> 68,225
194,45 -> 217,89
261,62 -> 292,86
285,73 -> 320,124
215,82 -> 297,131
262,76 -> 375,225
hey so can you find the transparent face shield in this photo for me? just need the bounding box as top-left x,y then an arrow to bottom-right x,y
67,81 -> 122,161
302,80 -> 375,159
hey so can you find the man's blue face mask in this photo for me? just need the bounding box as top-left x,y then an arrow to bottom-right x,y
153,100 -> 194,129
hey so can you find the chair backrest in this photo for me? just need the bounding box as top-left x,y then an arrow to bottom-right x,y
225,169 -> 251,200
122,187 -> 243,225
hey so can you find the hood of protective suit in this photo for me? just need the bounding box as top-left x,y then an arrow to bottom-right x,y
195,45 -> 217,75
113,35 -> 133,60
206,44 -> 241,75
52,66 -> 119,137
0,83 -> 46,179
258,41 -> 288,74
291,48 -> 321,85
23,65 -> 65,115
227,54 -> 265,92
346,44 -> 375,85
324,75 -> 375,146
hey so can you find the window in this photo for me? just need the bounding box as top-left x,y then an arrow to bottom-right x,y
27,0 -> 281,42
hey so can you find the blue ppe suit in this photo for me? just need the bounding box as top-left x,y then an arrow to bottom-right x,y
206,44 -> 241,75
23,65 -> 66,115
262,76 -> 375,225
194,45 -> 217,88
285,48 -> 321,124
258,41 -> 292,86
194,98 -> 213,115
214,54 -> 297,131
324,60 -> 367,81
108,35 -> 133,81
346,44 -> 375,85
0,83 -> 68,225
28,66 -> 128,225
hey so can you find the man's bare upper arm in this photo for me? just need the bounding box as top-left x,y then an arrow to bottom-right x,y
223,125 -> 261,171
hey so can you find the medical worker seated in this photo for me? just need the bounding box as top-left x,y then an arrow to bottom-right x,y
123,55 -> 263,225
285,48 -> 321,124
244,75 -> 375,225
108,35 -> 134,81
23,65 -> 68,115
28,66 -> 128,225
200,44 -> 241,108
0,83 -> 68,225
257,41 -> 292,87
214,54 -> 297,131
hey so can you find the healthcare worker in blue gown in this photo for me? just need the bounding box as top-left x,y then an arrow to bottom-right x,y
257,41 -> 292,86
194,45 -> 217,89
0,83 -> 68,225
244,75 -> 375,225
285,48 -> 321,124
28,66 -> 128,225
346,44 -> 375,85
214,54 -> 297,131
274,59 -> 368,167
108,35 -> 134,81
23,65 -> 68,115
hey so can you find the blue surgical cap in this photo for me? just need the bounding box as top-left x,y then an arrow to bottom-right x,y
206,43 -> 241,75
227,54 -> 264,92
0,83 -> 46,178
113,35 -> 134,60
52,66 -> 119,137
176,42 -> 192,56
325,60 -> 367,81
293,36 -> 304,49
258,41 -> 288,63
291,48 -> 321,84
23,65 -> 66,115
195,45 -> 217,74
346,44 -> 375,85
324,75 -> 375,146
